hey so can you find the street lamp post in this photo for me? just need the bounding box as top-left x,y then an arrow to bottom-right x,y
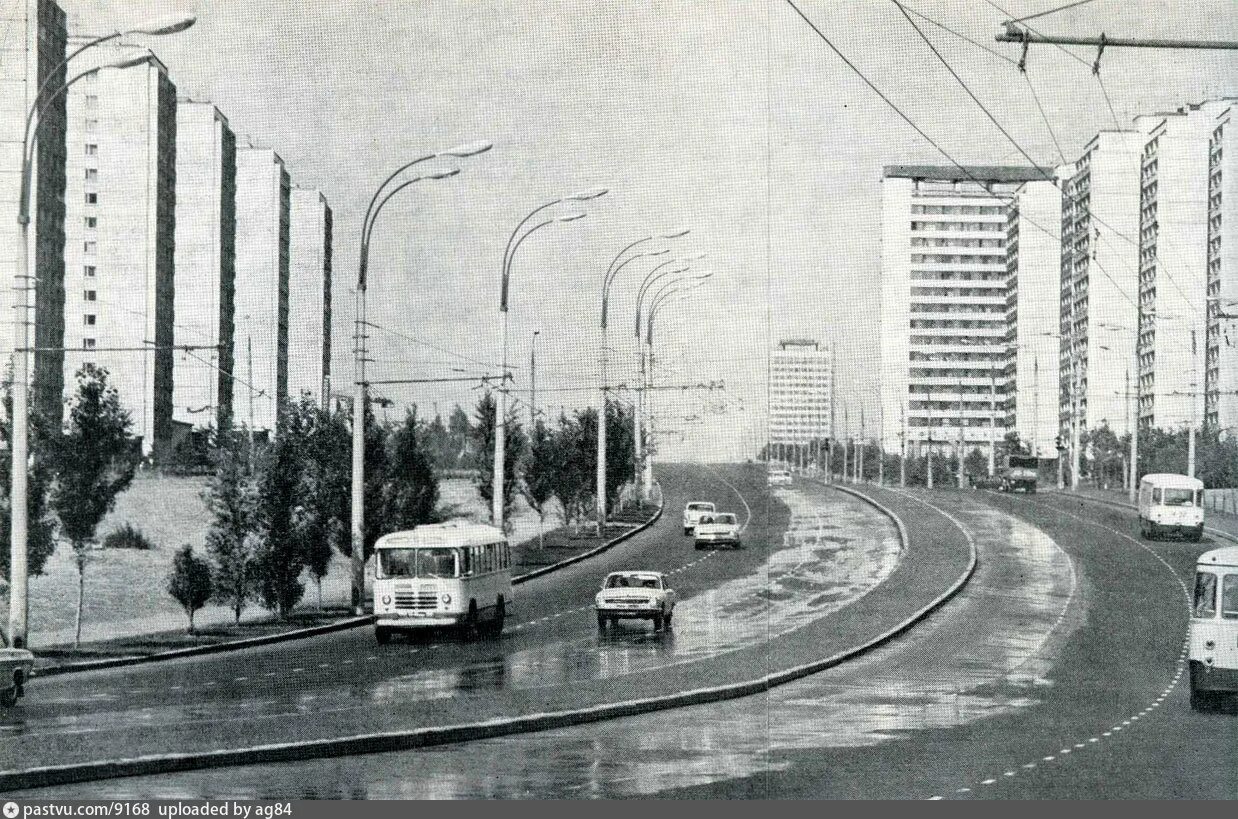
530,330 -> 539,430
495,191 -> 604,531
349,141 -> 491,614
8,21 -> 189,646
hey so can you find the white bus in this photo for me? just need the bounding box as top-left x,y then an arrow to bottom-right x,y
1189,546 -> 1238,710
373,521 -> 511,643
1138,473 -> 1205,542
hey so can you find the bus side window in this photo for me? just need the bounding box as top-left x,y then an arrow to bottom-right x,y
462,547 -> 472,576
484,544 -> 493,573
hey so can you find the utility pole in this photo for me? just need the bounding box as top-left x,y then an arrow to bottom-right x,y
1129,363 -> 1139,503
1070,368 -> 1081,491
857,407 -> 865,483
877,403 -> 884,487
957,378 -> 966,489
841,406 -> 849,484
828,343 -> 836,484
988,372 -> 997,477
247,333 -> 256,466
899,406 -> 906,488
530,330 -> 539,430
1033,357 -> 1040,458
926,397 -> 935,490
1188,329 -> 1197,479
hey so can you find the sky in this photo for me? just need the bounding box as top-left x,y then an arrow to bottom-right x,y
52,0 -> 1238,461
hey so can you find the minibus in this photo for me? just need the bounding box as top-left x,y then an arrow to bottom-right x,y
372,521 -> 511,643
1138,473 -> 1205,542
1189,546 -> 1238,710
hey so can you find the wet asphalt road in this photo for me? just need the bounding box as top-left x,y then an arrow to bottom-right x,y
3,463 -> 912,783
22,485 -> 1235,799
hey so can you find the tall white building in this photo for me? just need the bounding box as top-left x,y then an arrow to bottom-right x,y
1,0 -> 68,424
234,146 -> 290,434
880,166 -> 1049,459
288,188 -> 332,408
1206,101 -> 1238,435
1136,105 -> 1218,432
1060,131 -> 1146,443
1004,176 -> 1063,457
172,100 -> 236,432
768,339 -> 831,455
63,44 -> 176,458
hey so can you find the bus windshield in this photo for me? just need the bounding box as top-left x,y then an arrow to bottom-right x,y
1161,488 -> 1197,507
1194,571 -> 1217,618
379,548 -> 458,579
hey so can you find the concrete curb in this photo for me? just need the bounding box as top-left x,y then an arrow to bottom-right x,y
1043,489 -> 1238,545
512,502 -> 664,585
34,504 -> 665,679
0,485 -> 975,793
33,616 -> 375,678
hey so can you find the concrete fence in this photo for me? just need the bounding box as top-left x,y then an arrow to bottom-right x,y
1204,488 -> 1238,517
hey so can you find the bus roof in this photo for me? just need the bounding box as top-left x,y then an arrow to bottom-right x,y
375,520 -> 506,550
1198,546 -> 1238,568
1140,473 -> 1204,489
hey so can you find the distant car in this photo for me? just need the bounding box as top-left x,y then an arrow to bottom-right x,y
768,470 -> 792,488
0,630 -> 33,708
683,501 -> 716,535
694,512 -> 742,549
595,571 -> 676,631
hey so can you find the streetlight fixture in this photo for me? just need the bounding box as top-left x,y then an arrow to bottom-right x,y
8,12 -> 193,647
493,197 -> 599,531
349,145 -> 489,614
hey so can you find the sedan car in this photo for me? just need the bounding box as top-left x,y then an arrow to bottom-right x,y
595,571 -> 676,631
0,631 -> 33,708
694,512 -> 742,549
682,501 -> 716,535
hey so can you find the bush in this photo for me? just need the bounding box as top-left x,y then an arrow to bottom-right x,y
167,544 -> 213,634
102,522 -> 155,550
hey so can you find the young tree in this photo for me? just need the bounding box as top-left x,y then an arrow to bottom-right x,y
522,418 -> 558,547
384,408 -> 440,531
48,364 -> 139,645
604,399 -> 635,513
204,430 -> 259,624
167,544 -> 213,634
550,409 -> 595,532
251,408 -> 308,618
448,404 -> 472,469
470,392 -> 526,530
0,376 -> 58,585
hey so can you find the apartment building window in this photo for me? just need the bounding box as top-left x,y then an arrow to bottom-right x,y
84,217 -> 97,229
84,290 -> 97,302
85,192 -> 98,205
83,339 -> 96,350
83,241 -> 96,254
84,265 -> 96,277
86,119 -> 98,132
84,95 -> 98,110
85,144 -> 97,156
84,168 -> 98,181
84,314 -> 96,326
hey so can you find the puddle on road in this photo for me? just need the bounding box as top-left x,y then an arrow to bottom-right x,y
13,496 -> 1082,799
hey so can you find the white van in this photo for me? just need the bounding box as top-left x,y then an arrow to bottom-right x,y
372,521 -> 511,643
1189,546 -> 1238,710
1138,473 -> 1205,542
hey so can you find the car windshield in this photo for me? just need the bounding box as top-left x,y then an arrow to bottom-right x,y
687,503 -> 713,511
606,574 -> 660,590
378,547 -> 458,579
1162,488 -> 1197,507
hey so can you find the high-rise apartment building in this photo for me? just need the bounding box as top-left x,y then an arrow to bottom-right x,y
1,0 -> 68,425
234,146 -> 290,434
1136,106 -> 1217,432
1059,131 -> 1145,443
1004,176 -> 1063,457
63,44 -> 176,458
768,339 -> 831,453
1206,101 -> 1238,435
880,166 -> 1049,458
288,188 -> 332,408
173,100 -> 236,432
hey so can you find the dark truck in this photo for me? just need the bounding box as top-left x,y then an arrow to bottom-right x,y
1000,455 -> 1039,493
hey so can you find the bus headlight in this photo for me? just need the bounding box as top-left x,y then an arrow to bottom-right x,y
381,595 -> 392,606
441,593 -> 452,604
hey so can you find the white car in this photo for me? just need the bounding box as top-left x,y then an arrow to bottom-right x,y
768,470 -> 792,488
683,501 -> 716,535
0,630 -> 33,708
694,512 -> 742,549
595,571 -> 677,631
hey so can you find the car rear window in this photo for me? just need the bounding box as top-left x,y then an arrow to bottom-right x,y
688,503 -> 713,511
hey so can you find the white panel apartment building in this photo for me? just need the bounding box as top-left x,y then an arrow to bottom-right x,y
880,166 -> 1049,458
173,100 -> 236,432
234,146 -> 290,435
1,0 -> 68,425
1206,101 -> 1238,435
1060,131 -> 1146,444
1136,105 -> 1219,433
288,188 -> 332,408
63,45 -> 177,458
768,339 -> 831,454
1004,176 -> 1063,457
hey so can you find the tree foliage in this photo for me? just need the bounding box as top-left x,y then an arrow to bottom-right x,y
167,544 -> 213,633
0,375 -> 58,583
203,430 -> 259,623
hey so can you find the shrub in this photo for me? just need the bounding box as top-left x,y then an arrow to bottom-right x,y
102,522 -> 154,551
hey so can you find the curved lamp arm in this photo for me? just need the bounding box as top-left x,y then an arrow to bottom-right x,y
501,212 -> 586,311
635,258 -> 701,335
503,188 -> 607,283
647,277 -> 711,345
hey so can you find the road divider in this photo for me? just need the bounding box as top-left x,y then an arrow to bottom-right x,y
0,483 -> 975,793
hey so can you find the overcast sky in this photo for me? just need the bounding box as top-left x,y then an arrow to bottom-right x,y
54,0 -> 1238,460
